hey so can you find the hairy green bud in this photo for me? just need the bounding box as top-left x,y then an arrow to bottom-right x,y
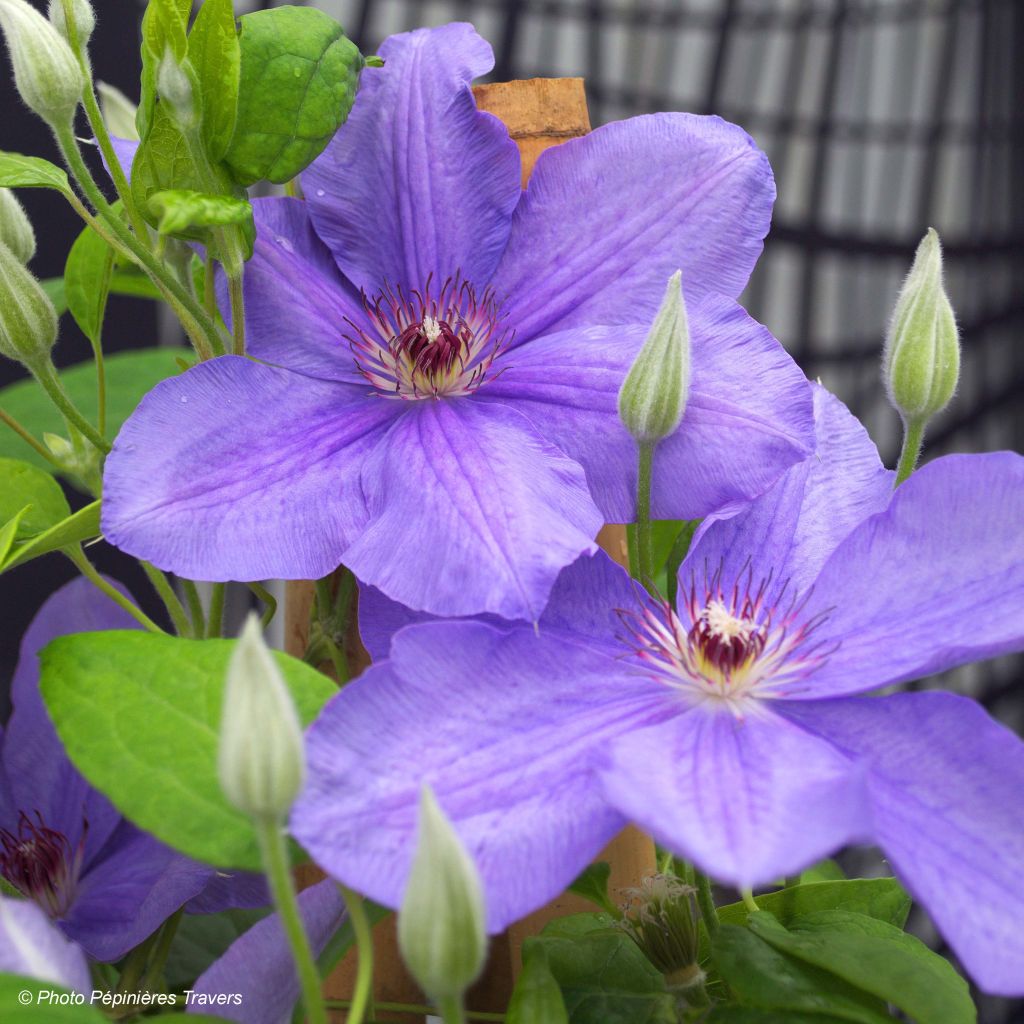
218,615 -> 306,822
0,0 -> 83,125
48,0 -> 95,47
156,47 -> 196,130
883,228 -> 960,425
398,786 -> 487,1005
0,188 -> 35,264
618,270 -> 691,444
0,239 -> 57,369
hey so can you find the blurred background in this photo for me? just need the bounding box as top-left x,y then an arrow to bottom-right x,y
1,0 -> 1022,1018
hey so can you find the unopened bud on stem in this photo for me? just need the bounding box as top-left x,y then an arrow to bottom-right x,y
48,0 -> 94,48
0,0 -> 83,125
883,228 -> 960,426
398,786 -> 487,1007
0,240 -> 57,370
156,48 -> 195,129
618,270 -> 691,444
0,188 -> 35,263
218,615 -> 306,822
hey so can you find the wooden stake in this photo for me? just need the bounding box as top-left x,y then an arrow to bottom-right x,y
286,77 -> 655,1019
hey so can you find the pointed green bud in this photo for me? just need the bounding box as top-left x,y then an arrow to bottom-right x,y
0,188 -> 35,263
156,47 -> 196,129
48,0 -> 94,47
0,239 -> 57,370
97,81 -> 139,141
883,228 -> 960,425
398,786 -> 487,1004
218,614 -> 306,822
618,270 -> 691,443
0,0 -> 83,125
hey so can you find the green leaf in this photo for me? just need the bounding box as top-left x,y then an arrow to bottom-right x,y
0,348 -> 190,476
131,103 -> 206,223
0,508 -> 28,564
798,860 -> 847,884
165,906 -> 271,990
708,1010 -> 857,1024
0,152 -> 72,196
533,913 -> 676,1024
0,457 -> 70,539
40,278 -> 68,316
748,911 -> 975,1024
2,501 -> 101,572
712,923 -> 892,1024
0,976 -> 107,1021
65,225 -> 115,346
189,0 -> 241,163
567,861 -> 619,916
41,631 -> 337,870
509,944 -> 570,1024
149,189 -> 253,236
109,268 -> 163,301
224,7 -> 365,186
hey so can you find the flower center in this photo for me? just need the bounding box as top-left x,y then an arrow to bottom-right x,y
623,569 -> 832,713
0,811 -> 85,918
346,275 -> 510,399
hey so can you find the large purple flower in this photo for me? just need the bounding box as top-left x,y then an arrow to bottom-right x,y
291,386 -> 1024,996
101,22 -> 813,620
0,578 -> 261,961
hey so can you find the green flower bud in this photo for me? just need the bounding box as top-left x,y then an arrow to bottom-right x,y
398,786 -> 487,1005
0,239 -> 57,370
156,47 -> 196,130
619,875 -> 702,990
97,81 -> 139,141
0,0 -> 83,125
883,228 -> 960,425
618,270 -> 691,444
218,614 -> 306,822
0,188 -> 36,263
48,0 -> 94,47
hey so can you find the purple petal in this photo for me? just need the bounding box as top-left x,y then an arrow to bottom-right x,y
491,113 -> 774,343
682,384 -> 893,607
189,878 -> 346,1023
103,135 -> 139,181
67,822 -> 211,962
343,400 -> 602,620
801,451 -> 1024,698
599,704 -> 870,888
222,198 -> 366,384
186,870 -> 269,915
292,622 -> 667,932
3,577 -> 139,863
782,692 -> 1024,995
0,896 -> 91,993
102,357 -> 399,582
303,24 -> 520,296
485,296 -> 813,522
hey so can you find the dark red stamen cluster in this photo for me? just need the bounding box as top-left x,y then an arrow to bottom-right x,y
687,604 -> 767,676
0,811 -> 84,918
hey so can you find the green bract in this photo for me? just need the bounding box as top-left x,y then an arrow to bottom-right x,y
223,6 -> 365,186
0,151 -> 73,196
149,188 -> 253,238
0,456 -> 69,540
64,222 -> 114,346
1,500 -> 100,573
40,631 -> 336,870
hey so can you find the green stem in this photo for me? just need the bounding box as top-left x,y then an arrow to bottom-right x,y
247,582 -> 278,629
338,885 -> 374,1024
635,442 -> 655,593
138,908 -> 183,992
894,418 -> 925,486
206,582 -> 226,638
0,408 -> 63,468
693,869 -> 718,940
142,563 -> 192,637
256,818 -> 327,1024
228,269 -> 246,355
182,580 -> 206,637
67,546 -> 167,634
204,251 -> 217,317
32,361 -> 110,454
115,928 -> 161,995
740,888 -> 759,914
437,994 -> 467,1024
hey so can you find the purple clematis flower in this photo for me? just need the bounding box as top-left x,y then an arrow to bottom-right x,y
291,385 -> 1024,996
0,577 -> 264,961
101,21 -> 813,620
0,894 -> 91,993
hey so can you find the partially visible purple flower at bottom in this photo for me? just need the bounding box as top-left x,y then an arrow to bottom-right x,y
0,577 -> 266,962
0,894 -> 90,993
188,879 -> 346,1023
292,386 -> 1024,996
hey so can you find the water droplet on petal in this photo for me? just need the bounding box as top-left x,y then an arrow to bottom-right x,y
315,189 -> 326,198
180,396 -> 188,404
275,236 -> 294,253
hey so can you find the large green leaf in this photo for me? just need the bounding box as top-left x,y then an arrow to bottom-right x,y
224,7 -> 365,185
64,224 -> 114,346
188,0 -> 241,163
0,153 -> 72,196
748,911 -> 975,1024
712,923 -> 892,1024
2,501 -> 101,573
0,348 -> 190,474
0,458 -> 70,539
708,1011 -> 859,1024
532,913 -> 676,1024
508,945 -> 570,1024
166,907 -> 271,990
41,632 -> 337,870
